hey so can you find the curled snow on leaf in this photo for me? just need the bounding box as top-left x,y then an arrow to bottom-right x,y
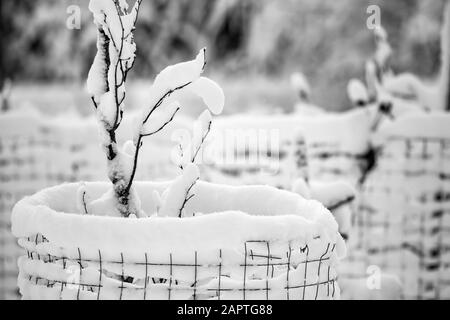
189,77 -> 225,115
151,48 -> 206,95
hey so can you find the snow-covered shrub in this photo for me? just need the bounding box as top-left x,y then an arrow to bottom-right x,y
85,0 -> 224,218
360,113 -> 450,299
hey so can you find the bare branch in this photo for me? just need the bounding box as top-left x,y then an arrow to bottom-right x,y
143,82 -> 192,125
81,191 -> 89,215
192,119 -> 212,163
125,106 -> 181,194
178,178 -> 199,218
91,97 -> 98,110
141,107 -> 181,137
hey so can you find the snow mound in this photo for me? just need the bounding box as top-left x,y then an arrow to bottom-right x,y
12,181 -> 345,300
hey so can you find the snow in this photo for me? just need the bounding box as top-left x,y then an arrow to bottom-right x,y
138,49 -> 224,138
86,36 -> 109,102
360,112 -> 450,299
309,181 -> 355,210
379,5 -> 450,112
143,49 -> 206,121
347,79 -> 369,107
140,102 -> 181,138
375,113 -> 450,142
188,77 -> 225,115
211,108 -> 373,159
291,72 -> 311,102
159,164 -> 200,217
191,110 -> 212,159
374,26 -> 393,72
291,179 -> 355,240
340,273 -> 402,300
97,91 -> 117,127
11,181 -> 346,261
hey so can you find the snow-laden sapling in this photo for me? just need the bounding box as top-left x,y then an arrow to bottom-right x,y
83,0 -> 224,218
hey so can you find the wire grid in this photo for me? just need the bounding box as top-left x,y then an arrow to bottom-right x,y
307,141 -> 370,186
359,135 -> 450,300
17,234 -> 339,300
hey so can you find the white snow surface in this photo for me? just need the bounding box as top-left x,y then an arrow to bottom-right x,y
11,181 -> 346,260
211,108 -> 373,154
347,79 -> 369,106
376,113 -> 450,141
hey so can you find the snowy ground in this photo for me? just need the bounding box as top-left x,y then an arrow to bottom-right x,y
9,77 -> 303,119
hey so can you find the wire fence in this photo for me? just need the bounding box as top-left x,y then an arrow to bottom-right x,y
18,234 -> 339,300
360,134 -> 450,299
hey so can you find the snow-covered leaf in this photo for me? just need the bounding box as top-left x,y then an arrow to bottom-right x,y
151,48 -> 206,96
189,77 -> 225,115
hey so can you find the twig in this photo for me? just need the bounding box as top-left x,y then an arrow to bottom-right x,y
141,107 -> 181,137
81,191 -> 89,215
191,120 -> 212,163
143,82 -> 192,125
125,82 -> 194,193
178,178 -> 199,218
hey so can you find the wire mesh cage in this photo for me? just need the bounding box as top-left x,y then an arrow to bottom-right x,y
12,181 -> 345,300
359,114 -> 450,300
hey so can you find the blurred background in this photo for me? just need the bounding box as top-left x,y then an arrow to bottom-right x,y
0,0 -> 447,116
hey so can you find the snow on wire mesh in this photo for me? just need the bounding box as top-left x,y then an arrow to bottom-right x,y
11,180 -> 344,300
359,114 -> 450,300
19,234 -> 338,300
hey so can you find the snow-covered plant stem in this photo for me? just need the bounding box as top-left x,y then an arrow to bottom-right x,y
87,0 -> 142,217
